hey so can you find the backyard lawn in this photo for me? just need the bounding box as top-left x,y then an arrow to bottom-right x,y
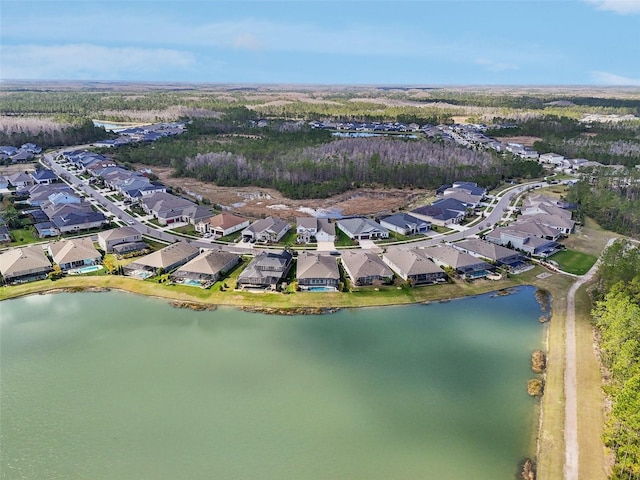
549,249 -> 598,275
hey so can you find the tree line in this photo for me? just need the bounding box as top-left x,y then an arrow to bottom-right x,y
566,171 -> 640,238
591,241 -> 640,479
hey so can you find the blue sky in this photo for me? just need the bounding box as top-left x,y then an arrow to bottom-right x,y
1,0 -> 639,85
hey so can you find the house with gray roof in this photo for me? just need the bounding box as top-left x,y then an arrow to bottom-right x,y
97,226 -> 143,253
340,250 -> 394,286
141,192 -> 212,226
44,203 -> 108,233
237,249 -> 293,290
424,244 -> 493,280
23,183 -> 75,206
7,172 -> 34,189
241,216 -> 290,243
382,247 -> 447,286
336,217 -> 389,241
196,213 -> 250,238
451,238 -> 527,271
0,245 -> 53,284
296,217 -> 336,243
484,225 -> 560,258
124,241 -> 200,278
296,251 -> 340,291
379,213 -> 430,236
519,213 -> 575,235
410,197 -> 467,226
170,249 -> 241,286
31,169 -> 58,185
48,238 -> 102,271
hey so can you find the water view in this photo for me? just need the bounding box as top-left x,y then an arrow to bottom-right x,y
1,287 -> 544,480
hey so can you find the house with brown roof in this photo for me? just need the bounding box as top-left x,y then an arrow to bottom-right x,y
195,213 -> 250,238
0,245 -> 53,284
48,238 -> 102,271
124,241 -> 200,278
382,247 -> 447,286
170,249 -> 241,286
340,250 -> 394,286
296,251 -> 340,291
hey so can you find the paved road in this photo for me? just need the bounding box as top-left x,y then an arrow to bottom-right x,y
45,148 -> 547,255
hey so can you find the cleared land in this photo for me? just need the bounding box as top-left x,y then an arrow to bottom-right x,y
149,165 -> 430,219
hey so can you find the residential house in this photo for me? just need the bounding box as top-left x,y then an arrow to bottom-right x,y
22,183 -> 75,206
0,175 -> 9,191
379,213 -> 430,236
20,143 -> 42,154
424,244 -> 493,280
340,250 -> 394,286
43,203 -> 108,233
124,241 -> 200,278
30,169 -> 58,185
336,217 -> 389,241
34,222 -> 60,238
170,249 -> 241,286
451,239 -> 527,272
196,213 -> 250,238
296,217 -> 336,243
48,238 -> 102,271
141,192 -> 212,225
539,153 -> 565,165
410,199 -> 466,226
10,151 -> 34,163
519,212 -> 575,235
241,216 -> 291,243
484,225 -> 560,257
0,245 -> 53,284
296,251 -> 340,291
237,249 -> 293,290
0,146 -> 18,156
7,172 -> 34,189
382,247 -> 447,286
97,226 -> 143,253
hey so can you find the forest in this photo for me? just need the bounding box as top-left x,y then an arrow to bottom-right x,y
591,241 -> 640,479
114,119 -> 543,199
487,115 -> 640,167
566,170 -> 640,237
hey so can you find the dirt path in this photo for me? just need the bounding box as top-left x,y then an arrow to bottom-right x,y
564,238 -> 616,480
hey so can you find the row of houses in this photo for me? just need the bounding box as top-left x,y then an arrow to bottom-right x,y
92,121 -> 187,148
408,181 -> 486,226
0,237 -> 102,283
0,168 -> 58,192
0,143 -> 41,164
10,172 -> 111,237
483,194 -> 575,257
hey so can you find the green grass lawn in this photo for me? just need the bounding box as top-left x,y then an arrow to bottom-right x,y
334,228 -> 355,247
549,249 -> 598,275
9,228 -> 39,246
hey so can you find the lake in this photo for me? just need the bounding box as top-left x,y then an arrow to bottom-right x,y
0,287 -> 544,479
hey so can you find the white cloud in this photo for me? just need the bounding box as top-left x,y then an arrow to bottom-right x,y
0,44 -> 197,80
591,70 -> 640,85
584,0 -> 640,14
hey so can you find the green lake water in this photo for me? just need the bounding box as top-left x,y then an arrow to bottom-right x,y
0,287 -> 544,480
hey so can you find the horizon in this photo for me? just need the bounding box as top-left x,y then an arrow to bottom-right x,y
1,0 -> 639,86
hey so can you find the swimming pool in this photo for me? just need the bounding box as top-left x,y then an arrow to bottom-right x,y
306,286 -> 337,292
69,265 -> 104,275
180,279 -> 203,287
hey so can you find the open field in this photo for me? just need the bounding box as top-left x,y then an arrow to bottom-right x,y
149,165 -> 431,220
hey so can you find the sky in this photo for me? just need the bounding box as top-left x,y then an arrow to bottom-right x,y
1,0 -> 639,86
